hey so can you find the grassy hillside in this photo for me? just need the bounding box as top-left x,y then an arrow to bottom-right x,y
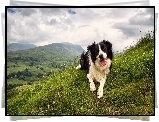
7,33 -> 154,115
7,42 -> 84,90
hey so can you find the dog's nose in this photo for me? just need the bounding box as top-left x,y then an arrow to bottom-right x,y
99,54 -> 104,59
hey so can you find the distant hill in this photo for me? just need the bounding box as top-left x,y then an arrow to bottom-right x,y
37,42 -> 84,57
7,42 -> 85,89
7,43 -> 37,52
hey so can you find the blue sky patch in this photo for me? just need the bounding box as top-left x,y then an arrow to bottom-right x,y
68,9 -> 76,15
7,8 -> 22,13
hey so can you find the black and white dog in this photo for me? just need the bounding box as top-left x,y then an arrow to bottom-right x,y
76,40 -> 113,98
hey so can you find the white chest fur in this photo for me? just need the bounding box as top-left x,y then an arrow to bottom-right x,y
88,52 -> 111,83
89,63 -> 107,82
87,52 -> 111,98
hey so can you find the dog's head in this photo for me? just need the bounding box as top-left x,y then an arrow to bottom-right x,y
87,40 -> 113,67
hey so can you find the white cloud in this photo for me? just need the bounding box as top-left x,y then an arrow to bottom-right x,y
7,7 -> 154,52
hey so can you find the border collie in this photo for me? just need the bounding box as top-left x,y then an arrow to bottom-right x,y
76,40 -> 113,98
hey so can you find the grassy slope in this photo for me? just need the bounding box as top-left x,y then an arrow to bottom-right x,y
7,43 -> 83,87
7,34 -> 154,115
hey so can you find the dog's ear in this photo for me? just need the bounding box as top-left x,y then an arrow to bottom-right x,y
103,40 -> 112,49
103,40 -> 113,60
87,42 -> 96,51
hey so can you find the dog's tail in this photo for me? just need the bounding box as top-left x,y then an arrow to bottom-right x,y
76,64 -> 81,69
76,52 -> 89,70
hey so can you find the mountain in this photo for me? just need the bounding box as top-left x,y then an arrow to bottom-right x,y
36,42 -> 84,57
7,42 -> 85,89
7,43 -> 37,52
7,42 -> 84,65
7,33 -> 154,115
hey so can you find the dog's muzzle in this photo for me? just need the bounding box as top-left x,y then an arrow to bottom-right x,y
99,54 -> 107,67
99,54 -> 104,61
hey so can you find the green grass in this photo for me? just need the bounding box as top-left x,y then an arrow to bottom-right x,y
7,61 -> 29,75
7,33 -> 154,115
7,42 -> 81,88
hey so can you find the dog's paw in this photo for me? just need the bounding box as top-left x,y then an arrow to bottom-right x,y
97,95 -> 103,99
97,90 -> 103,99
90,83 -> 96,92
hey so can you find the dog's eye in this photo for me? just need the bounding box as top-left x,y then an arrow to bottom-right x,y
103,47 -> 106,50
101,46 -> 106,50
95,50 -> 99,53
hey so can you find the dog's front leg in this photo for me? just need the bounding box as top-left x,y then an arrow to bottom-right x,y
87,74 -> 96,92
97,79 -> 105,98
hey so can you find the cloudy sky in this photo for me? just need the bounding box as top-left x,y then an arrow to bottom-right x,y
7,6 -> 154,52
